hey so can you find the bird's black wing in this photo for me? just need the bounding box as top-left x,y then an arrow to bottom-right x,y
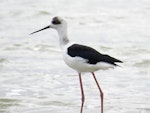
68,44 -> 122,65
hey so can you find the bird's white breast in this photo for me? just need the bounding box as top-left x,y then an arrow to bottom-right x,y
62,43 -> 114,73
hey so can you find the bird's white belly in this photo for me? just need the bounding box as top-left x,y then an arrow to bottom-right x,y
63,53 -> 114,73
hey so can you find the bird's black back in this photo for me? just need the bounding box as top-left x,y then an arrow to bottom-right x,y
68,44 -> 122,65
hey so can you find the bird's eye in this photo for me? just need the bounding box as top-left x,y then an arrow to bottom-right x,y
52,20 -> 61,25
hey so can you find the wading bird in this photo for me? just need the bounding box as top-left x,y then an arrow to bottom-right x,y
30,16 -> 123,113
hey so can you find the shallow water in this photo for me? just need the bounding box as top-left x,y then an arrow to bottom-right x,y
0,0 -> 150,113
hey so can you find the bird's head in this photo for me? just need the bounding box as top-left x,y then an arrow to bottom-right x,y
30,16 -> 67,35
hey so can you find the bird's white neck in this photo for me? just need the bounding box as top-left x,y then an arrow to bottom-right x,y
57,27 -> 69,49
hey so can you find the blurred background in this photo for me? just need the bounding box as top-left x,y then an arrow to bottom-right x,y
0,0 -> 150,113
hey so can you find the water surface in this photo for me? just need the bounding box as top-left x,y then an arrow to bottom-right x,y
0,0 -> 150,113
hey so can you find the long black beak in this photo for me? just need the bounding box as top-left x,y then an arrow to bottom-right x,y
30,25 -> 50,35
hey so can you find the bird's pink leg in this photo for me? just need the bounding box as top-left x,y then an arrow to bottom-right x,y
79,73 -> 85,113
92,72 -> 104,113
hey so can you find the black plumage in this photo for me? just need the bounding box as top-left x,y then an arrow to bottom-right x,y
68,44 -> 122,65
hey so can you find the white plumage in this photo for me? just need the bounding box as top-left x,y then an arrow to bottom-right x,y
63,43 -> 115,72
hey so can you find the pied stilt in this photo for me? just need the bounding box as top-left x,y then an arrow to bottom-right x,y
30,16 -> 123,113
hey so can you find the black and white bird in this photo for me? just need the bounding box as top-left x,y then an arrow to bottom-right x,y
30,17 -> 123,113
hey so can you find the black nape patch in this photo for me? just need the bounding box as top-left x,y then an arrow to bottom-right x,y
68,44 -> 123,65
52,17 -> 61,25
